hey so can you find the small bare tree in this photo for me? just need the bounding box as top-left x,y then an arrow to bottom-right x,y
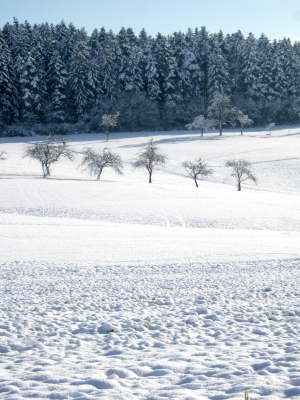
101,112 -> 119,141
236,111 -> 253,135
23,135 -> 74,177
266,122 -> 275,135
186,115 -> 214,136
182,158 -> 213,187
79,147 -> 123,180
226,159 -> 257,191
0,151 -> 7,161
131,138 -> 167,183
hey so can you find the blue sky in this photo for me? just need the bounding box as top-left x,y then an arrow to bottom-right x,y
1,0 -> 300,41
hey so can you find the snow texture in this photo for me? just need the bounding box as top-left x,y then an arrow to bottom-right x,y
0,127 -> 300,399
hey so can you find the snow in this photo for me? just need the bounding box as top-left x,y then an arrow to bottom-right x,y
0,127 -> 300,399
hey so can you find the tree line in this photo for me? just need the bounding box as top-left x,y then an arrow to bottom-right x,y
0,18 -> 299,135
1,136 -> 257,191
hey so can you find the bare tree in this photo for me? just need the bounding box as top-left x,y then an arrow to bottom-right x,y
182,158 -> 213,187
23,135 -> 74,178
79,147 -> 123,180
0,151 -> 7,161
266,122 -> 275,135
226,159 -> 257,191
236,111 -> 253,135
208,93 -> 236,136
186,115 -> 214,137
101,112 -> 119,141
131,138 -> 167,183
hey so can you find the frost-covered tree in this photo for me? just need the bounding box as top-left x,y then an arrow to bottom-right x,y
236,111 -> 253,135
182,158 -> 213,187
226,159 -> 257,191
47,43 -> 67,122
23,135 -> 74,177
186,115 -> 214,136
208,93 -> 236,135
207,34 -> 230,100
19,50 -> 46,121
68,41 -> 93,119
79,147 -> 123,180
131,137 -> 167,183
153,33 -> 177,110
266,122 -> 275,135
101,112 -> 119,141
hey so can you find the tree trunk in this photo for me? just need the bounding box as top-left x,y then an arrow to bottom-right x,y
97,169 -> 102,180
238,181 -> 241,191
201,129 -> 204,137
219,123 -> 222,136
42,163 -> 46,178
46,164 -> 50,176
241,128 -> 243,135
106,130 -> 109,141
149,171 -> 152,183
194,178 -> 198,187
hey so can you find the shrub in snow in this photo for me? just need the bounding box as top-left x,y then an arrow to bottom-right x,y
23,135 -> 74,178
131,138 -> 167,183
0,151 -> 7,161
226,159 -> 257,191
79,147 -> 123,180
181,158 -> 213,187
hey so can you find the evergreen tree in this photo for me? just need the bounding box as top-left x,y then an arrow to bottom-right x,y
68,41 -> 93,119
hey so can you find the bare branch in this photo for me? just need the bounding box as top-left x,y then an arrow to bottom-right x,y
23,135 -> 74,177
186,115 -> 214,136
79,147 -> 123,180
101,112 -> 119,141
131,138 -> 167,183
182,158 -> 213,187
208,93 -> 236,136
236,111 -> 253,135
226,159 -> 257,191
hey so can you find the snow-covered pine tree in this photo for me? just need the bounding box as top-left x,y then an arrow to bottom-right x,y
68,41 -> 93,119
153,32 -> 177,127
47,41 -> 67,122
207,34 -> 230,101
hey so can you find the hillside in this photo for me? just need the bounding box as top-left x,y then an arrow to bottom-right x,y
0,127 -> 300,399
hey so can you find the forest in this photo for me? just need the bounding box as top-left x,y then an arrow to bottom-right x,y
0,18 -> 300,136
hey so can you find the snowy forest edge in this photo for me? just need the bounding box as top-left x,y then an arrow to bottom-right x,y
1,18 -> 300,137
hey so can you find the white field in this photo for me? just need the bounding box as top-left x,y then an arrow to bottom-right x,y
0,127 -> 300,400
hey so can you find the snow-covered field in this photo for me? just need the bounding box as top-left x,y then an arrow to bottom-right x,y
0,127 -> 300,399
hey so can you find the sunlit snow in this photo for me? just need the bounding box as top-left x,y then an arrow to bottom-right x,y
0,127 -> 300,399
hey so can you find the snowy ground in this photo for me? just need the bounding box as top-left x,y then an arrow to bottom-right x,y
0,127 -> 300,399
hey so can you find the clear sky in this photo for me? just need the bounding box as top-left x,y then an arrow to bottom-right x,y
1,0 -> 300,41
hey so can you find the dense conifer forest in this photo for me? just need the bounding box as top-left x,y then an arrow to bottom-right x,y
1,18 -> 300,136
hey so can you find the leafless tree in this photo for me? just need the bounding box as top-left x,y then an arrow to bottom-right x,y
208,93 -> 236,136
79,147 -> 123,180
0,151 -> 7,161
266,122 -> 275,135
236,111 -> 253,135
101,112 -> 119,141
186,115 -> 214,136
182,158 -> 213,187
131,138 -> 167,183
226,159 -> 257,191
23,135 -> 74,177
